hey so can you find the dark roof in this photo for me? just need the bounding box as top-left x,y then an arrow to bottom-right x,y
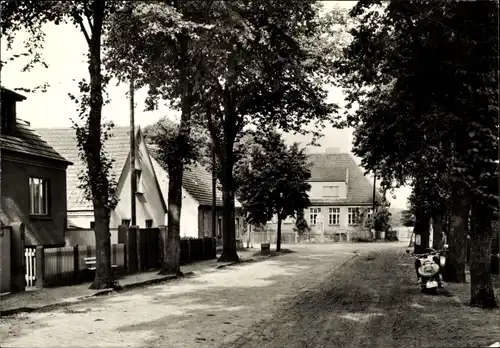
34,127 -> 134,210
1,122 -> 72,165
1,87 -> 27,101
147,144 -> 224,207
307,153 -> 379,205
310,166 -> 347,182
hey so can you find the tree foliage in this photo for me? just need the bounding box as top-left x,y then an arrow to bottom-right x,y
236,130 -> 311,251
187,0 -> 343,261
1,0 -> 125,289
338,0 -> 498,308
143,117 -> 207,169
237,131 -> 311,225
400,210 -> 415,228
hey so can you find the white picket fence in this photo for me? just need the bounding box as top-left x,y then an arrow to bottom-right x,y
25,247 -> 36,287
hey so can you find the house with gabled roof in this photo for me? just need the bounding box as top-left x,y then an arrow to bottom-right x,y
34,127 -> 167,232
148,144 -> 245,239
1,87 -> 72,247
304,149 -> 381,237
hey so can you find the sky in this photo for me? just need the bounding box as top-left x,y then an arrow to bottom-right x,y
0,1 -> 411,209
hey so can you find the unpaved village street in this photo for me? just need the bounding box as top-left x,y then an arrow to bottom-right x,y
1,243 -> 499,348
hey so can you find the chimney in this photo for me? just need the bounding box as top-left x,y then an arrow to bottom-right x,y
325,147 -> 340,154
1,87 -> 26,135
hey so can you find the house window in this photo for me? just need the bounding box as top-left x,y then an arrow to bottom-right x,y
90,221 -> 95,229
145,219 -> 153,228
121,219 -> 131,227
323,185 -> 339,197
329,208 -> 340,225
309,208 -> 321,225
29,177 -> 49,215
135,169 -> 144,193
348,208 -> 360,225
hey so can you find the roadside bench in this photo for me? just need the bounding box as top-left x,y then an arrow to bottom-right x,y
84,257 -> 118,277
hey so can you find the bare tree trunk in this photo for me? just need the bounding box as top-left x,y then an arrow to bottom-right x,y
90,205 -> 117,289
218,142 -> 239,262
159,164 -> 183,275
159,33 -> 191,275
432,214 -> 443,249
276,213 -> 282,252
86,0 -> 117,290
413,212 -> 430,253
443,183 -> 469,283
469,200 -> 497,308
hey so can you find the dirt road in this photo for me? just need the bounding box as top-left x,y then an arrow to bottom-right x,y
1,242 -> 499,348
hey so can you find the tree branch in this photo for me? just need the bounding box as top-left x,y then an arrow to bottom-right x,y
83,2 -> 94,34
206,111 -> 222,155
73,12 -> 91,46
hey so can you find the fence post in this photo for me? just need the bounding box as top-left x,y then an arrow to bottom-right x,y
35,245 -> 45,289
73,245 -> 80,283
187,239 -> 191,263
133,226 -> 142,272
118,225 -> 128,272
202,237 -> 206,260
10,222 -> 26,293
212,237 -> 216,258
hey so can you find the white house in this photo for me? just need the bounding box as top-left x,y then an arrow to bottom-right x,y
34,127 -> 167,234
148,144 -> 245,239
304,150 -> 380,237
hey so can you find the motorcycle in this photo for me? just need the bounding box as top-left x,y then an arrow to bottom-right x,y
406,245 -> 448,294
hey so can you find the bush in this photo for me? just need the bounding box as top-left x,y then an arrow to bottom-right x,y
351,236 -> 375,243
374,207 -> 391,233
294,212 -> 310,235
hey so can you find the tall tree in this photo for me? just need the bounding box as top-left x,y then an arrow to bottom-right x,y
142,117 -> 207,274
192,0 -> 342,262
104,1 -> 214,275
236,131 -> 311,252
338,0 -> 498,307
1,0 -> 124,289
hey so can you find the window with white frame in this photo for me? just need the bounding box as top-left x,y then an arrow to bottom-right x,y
329,208 -> 340,225
348,208 -> 360,225
309,208 -> 321,225
323,185 -> 339,197
29,177 -> 49,215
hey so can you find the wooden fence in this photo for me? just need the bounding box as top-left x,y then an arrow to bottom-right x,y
179,237 -> 217,265
29,244 -> 125,288
22,225 -> 217,289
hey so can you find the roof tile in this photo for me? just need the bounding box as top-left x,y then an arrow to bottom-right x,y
1,122 -> 72,164
34,127 -> 133,210
307,153 -> 378,205
148,144 -> 225,207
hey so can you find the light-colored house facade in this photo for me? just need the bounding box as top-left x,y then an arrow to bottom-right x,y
34,127 -> 167,231
148,144 -> 245,239
304,151 -> 379,238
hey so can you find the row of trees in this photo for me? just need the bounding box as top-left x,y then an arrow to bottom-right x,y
338,1 -> 498,308
1,1 -> 344,288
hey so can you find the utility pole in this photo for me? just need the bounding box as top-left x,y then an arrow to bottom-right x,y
371,170 -> 379,239
211,144 -> 217,239
130,77 -> 137,226
497,91 -> 500,274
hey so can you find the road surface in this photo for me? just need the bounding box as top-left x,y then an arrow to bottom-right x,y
1,242 -> 499,348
